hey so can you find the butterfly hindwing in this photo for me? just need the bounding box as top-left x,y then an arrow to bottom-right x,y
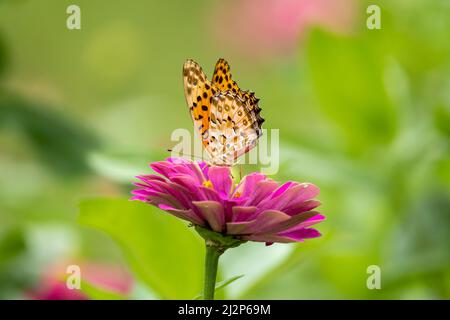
212,58 -> 264,130
208,91 -> 262,165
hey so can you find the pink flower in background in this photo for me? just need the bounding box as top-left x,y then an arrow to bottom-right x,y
132,158 -> 324,244
212,0 -> 357,57
28,262 -> 133,300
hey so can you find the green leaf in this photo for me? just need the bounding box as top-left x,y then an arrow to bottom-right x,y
0,94 -> 99,175
306,28 -> 397,153
193,275 -> 245,300
87,149 -> 162,184
0,227 -> 26,264
78,198 -> 203,299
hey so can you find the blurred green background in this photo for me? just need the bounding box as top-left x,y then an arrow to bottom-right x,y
0,0 -> 449,299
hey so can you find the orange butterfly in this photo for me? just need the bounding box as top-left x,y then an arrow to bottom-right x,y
183,59 -> 264,166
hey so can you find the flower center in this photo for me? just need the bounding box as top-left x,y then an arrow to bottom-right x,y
202,180 -> 213,189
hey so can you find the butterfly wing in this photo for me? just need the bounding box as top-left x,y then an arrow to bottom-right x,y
212,58 -> 264,128
208,91 -> 264,166
183,59 -> 218,146
212,58 -> 240,93
183,59 -> 264,166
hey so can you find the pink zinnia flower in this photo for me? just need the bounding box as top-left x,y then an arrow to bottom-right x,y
131,158 -> 324,244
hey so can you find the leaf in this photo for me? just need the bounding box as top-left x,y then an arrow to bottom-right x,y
78,198 -> 204,299
87,149 -> 162,184
0,94 -> 99,175
193,275 -> 244,300
0,227 -> 26,264
306,28 -> 397,153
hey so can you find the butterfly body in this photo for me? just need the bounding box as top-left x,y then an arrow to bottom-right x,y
183,59 -> 264,166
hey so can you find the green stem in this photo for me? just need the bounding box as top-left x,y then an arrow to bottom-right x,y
203,240 -> 223,300
195,226 -> 245,300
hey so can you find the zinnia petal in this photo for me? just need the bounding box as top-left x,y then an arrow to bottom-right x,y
208,166 -> 233,198
256,183 -> 320,213
158,204 -> 205,226
193,201 -> 226,232
283,200 -> 322,216
244,179 -> 279,206
242,228 -> 321,243
233,173 -> 267,199
277,228 -> 322,241
226,210 -> 318,235
226,210 -> 290,235
283,214 -> 326,231
231,206 -> 257,222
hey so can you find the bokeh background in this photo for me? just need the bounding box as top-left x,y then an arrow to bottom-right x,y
0,0 -> 449,299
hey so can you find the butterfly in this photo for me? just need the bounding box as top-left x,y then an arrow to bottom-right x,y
183,58 -> 264,166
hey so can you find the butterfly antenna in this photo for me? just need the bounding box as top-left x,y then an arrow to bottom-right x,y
167,149 -> 204,160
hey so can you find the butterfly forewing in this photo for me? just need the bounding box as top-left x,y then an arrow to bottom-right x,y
212,58 -> 241,94
183,60 -> 218,145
